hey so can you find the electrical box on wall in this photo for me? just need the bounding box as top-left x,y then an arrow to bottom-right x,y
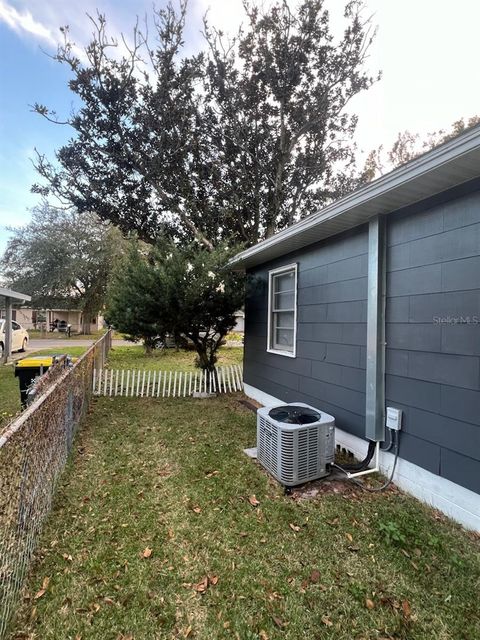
386,407 -> 402,431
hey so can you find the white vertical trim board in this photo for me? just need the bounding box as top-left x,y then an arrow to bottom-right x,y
243,382 -> 480,532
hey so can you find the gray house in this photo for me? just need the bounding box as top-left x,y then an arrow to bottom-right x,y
232,126 -> 480,531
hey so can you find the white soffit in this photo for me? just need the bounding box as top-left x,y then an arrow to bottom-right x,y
231,125 -> 480,270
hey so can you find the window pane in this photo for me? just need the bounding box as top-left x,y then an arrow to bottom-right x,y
274,271 -> 295,293
273,311 -> 294,329
274,328 -> 294,350
273,291 -> 294,311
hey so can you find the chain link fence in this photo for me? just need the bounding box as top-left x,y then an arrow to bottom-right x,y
0,330 -> 112,638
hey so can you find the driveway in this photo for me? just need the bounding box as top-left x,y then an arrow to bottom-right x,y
9,338 -> 135,362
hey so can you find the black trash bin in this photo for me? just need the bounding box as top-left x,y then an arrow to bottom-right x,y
14,355 -> 79,407
14,356 -> 56,407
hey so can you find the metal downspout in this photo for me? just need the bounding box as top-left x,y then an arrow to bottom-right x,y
365,215 -> 386,442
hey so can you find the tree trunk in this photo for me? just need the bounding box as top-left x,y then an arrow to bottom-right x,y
81,313 -> 91,335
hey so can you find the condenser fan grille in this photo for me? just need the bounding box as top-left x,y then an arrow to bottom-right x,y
269,405 -> 320,424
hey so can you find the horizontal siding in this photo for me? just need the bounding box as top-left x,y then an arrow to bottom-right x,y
245,185 -> 480,495
245,225 -> 368,435
386,189 -> 480,493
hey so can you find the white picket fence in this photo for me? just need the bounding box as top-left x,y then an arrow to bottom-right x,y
92,364 -> 244,398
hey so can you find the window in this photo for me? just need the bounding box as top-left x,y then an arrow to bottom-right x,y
12,321 -> 20,331
267,264 -> 297,357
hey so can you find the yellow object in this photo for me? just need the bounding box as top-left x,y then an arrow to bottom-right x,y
15,357 -> 55,368
15,355 -> 78,368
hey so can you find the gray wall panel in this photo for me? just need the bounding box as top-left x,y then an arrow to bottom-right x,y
387,323 -> 441,352
385,189 -> 480,494
441,324 -> 480,356
244,225 -> 369,429
440,385 -> 480,425
326,301 -> 367,323
442,256 -> 480,292
386,296 -> 410,322
407,352 -> 479,389
387,264 -> 442,296
387,207 -> 443,246
326,343 -> 362,368
440,449 -> 480,494
386,374 -> 441,412
385,350 -> 409,376
398,433 -> 441,475
409,291 -> 480,323
442,191 -> 480,230
245,184 -> 480,495
298,304 -> 328,323
406,408 -> 480,461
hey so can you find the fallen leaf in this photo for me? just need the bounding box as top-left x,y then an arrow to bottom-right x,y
223,621 -> 230,629
289,523 -> 301,532
310,570 -> 320,583
142,547 -> 153,558
259,631 -> 269,640
192,506 -> 202,514
34,589 -> 46,600
184,626 -> 193,637
248,495 -> 260,507
167,528 -> 175,539
365,598 -> 375,610
272,616 -> 286,628
321,615 -> 333,627
345,533 -> 353,543
402,599 -> 411,619
209,575 -> 219,586
327,518 -> 339,526
193,576 -> 209,593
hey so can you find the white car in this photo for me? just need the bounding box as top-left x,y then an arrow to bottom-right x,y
0,319 -> 29,356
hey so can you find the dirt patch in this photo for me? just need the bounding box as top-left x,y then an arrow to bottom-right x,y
238,398 -> 261,412
289,470 -> 362,500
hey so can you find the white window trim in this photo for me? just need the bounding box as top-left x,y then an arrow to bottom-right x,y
267,263 -> 298,358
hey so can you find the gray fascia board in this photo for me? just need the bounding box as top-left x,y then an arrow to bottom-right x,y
231,125 -> 480,270
0,287 -> 32,303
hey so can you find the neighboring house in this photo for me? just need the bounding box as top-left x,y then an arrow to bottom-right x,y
0,307 -> 104,333
45,309 -> 104,333
0,307 -> 34,327
232,125 -> 480,531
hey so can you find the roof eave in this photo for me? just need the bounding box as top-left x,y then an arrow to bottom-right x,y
231,124 -> 480,271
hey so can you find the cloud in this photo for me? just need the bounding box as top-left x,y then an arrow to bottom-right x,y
0,0 -> 57,45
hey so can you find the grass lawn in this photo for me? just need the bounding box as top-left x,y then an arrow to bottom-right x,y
107,345 -> 244,372
8,395 -> 479,640
0,346 -> 88,431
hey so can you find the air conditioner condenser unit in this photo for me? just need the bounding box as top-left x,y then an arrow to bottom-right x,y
257,403 -> 335,487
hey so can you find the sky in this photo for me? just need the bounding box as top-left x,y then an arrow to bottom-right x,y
1,0 -> 480,256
